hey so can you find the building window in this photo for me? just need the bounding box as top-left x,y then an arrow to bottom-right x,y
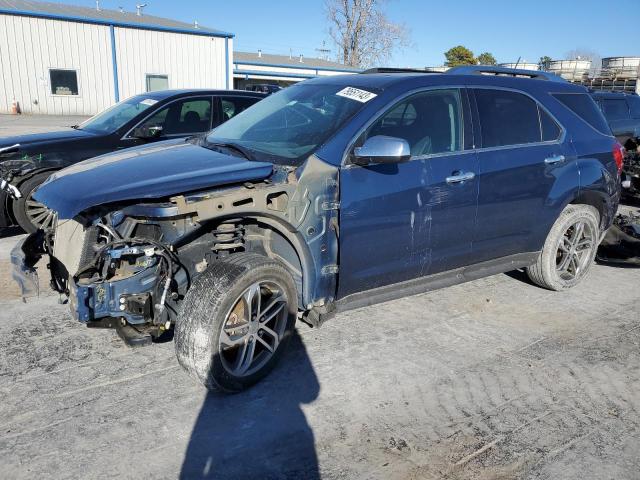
50,69 -> 79,95
146,74 -> 169,92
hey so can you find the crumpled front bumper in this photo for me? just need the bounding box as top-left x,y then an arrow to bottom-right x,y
10,235 -> 41,299
69,267 -> 157,325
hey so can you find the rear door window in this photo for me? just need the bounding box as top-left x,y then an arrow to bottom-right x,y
601,99 -> 630,121
553,93 -> 611,135
474,89 -> 541,147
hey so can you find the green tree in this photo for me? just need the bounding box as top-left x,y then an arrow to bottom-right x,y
444,45 -> 475,67
538,56 -> 552,70
476,52 -> 497,65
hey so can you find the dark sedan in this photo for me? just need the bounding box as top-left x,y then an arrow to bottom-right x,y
0,89 -> 265,232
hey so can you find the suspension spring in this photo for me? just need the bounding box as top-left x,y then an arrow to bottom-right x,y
211,221 -> 245,251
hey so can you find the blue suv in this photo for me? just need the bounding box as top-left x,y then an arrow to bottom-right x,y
11,66 -> 622,392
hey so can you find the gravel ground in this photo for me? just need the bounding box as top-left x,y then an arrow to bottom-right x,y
0,116 -> 639,479
0,230 -> 638,480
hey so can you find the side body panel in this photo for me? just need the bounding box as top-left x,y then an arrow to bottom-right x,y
469,87 -> 579,260
337,87 -> 479,296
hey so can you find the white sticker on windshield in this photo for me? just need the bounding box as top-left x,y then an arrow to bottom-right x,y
336,87 -> 377,103
140,98 -> 158,106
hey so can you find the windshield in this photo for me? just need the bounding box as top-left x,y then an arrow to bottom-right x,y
206,83 -> 374,165
78,96 -> 160,134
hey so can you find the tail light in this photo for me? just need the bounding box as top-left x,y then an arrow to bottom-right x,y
613,142 -> 625,174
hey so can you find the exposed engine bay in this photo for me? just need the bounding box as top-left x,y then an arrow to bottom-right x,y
12,155 -> 340,345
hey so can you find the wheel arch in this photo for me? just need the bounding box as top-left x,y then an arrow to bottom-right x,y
242,215 -> 318,310
569,190 -> 609,230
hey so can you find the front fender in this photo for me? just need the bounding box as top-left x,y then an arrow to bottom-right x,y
171,155 -> 340,310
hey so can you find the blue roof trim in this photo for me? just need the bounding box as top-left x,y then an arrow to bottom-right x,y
233,69 -> 316,80
0,8 -> 235,38
234,60 -> 360,73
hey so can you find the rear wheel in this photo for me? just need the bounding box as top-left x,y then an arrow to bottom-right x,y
527,205 -> 600,291
12,172 -> 56,233
174,253 -> 298,392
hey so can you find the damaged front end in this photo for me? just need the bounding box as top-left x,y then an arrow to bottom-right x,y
11,154 -> 340,345
597,210 -> 640,266
11,214 -> 185,345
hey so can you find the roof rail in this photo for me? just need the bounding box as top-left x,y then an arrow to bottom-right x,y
447,66 -> 566,82
360,67 -> 437,74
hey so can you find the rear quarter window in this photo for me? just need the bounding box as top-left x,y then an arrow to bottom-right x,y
539,107 -> 561,141
553,93 -> 611,135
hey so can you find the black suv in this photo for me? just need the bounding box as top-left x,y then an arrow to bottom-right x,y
590,90 -> 640,196
0,90 -> 265,232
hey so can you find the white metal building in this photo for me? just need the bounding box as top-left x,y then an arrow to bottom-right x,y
0,0 -> 234,115
233,51 -> 360,89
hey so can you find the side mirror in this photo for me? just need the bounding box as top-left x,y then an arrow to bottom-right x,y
132,125 -> 163,140
353,135 -> 411,166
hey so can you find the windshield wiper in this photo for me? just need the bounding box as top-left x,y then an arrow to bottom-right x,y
206,141 -> 255,161
70,125 -> 80,130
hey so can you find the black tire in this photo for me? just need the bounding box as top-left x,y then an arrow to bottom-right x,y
175,253 -> 298,392
12,172 -> 56,233
526,204 -> 600,291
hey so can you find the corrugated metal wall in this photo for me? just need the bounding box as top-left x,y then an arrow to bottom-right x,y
0,14 -> 115,115
0,14 -> 230,116
114,28 -> 228,99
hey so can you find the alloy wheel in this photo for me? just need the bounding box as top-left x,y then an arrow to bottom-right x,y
25,192 -> 56,231
219,281 -> 289,377
555,219 -> 595,281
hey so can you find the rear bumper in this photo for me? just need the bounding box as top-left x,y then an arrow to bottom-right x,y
603,180 -> 622,232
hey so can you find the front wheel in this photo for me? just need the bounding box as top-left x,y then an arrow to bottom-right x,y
526,204 -> 600,291
175,253 -> 298,392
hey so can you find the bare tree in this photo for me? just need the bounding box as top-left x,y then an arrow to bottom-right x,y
325,0 -> 410,68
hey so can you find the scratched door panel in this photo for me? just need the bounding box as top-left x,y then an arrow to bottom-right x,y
337,88 -> 479,297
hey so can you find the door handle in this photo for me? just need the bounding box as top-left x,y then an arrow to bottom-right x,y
446,171 -> 475,184
544,154 -> 565,165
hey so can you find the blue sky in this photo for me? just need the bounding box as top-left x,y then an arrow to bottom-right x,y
56,0 -> 638,67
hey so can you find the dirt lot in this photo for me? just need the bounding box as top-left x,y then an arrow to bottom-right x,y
1,226 -> 639,479
0,116 -> 639,479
